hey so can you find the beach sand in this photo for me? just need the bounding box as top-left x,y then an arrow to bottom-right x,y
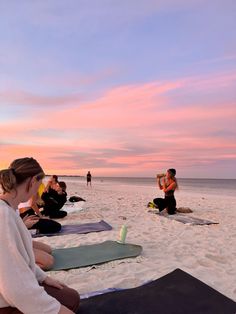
36,180 -> 236,301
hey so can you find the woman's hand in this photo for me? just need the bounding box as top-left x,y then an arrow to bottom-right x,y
43,276 -> 66,289
22,215 -> 39,229
58,305 -> 75,314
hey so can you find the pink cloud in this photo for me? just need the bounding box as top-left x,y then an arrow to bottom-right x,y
0,90 -> 82,106
1,70 -> 236,176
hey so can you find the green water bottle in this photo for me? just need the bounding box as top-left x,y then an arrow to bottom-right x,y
118,225 -> 127,244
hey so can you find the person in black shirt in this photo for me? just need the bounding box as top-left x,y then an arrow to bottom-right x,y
41,181 -> 67,218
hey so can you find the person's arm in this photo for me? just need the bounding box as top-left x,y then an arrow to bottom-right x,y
163,182 -> 176,193
59,305 -> 75,314
157,176 -> 163,190
31,195 -> 43,217
22,214 -> 40,228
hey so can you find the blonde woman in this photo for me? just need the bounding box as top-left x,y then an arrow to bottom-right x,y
0,157 -> 80,314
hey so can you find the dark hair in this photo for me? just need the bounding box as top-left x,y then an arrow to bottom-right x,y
58,181 -> 67,191
0,157 -> 45,194
52,175 -> 58,182
168,168 -> 176,177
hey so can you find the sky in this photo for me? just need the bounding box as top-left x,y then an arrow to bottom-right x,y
0,0 -> 236,178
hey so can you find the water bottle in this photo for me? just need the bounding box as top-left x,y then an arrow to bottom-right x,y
117,225 -> 127,244
157,173 -> 166,178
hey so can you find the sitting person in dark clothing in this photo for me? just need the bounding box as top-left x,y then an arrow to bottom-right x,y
41,181 -> 68,218
18,195 -> 62,234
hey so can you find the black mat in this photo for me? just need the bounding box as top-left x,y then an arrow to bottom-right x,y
79,269 -> 236,314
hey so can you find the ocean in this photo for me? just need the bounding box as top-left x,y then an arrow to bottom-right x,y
54,176 -> 236,198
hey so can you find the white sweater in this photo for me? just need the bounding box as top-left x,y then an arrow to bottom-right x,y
0,200 -> 60,314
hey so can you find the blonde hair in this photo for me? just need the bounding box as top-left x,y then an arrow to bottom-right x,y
0,157 -> 44,194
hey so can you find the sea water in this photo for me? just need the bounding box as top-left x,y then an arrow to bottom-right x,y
54,176 -> 236,198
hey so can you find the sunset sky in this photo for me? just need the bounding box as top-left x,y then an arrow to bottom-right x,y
0,0 -> 236,178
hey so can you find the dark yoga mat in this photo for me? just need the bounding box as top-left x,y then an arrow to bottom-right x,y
166,214 -> 218,225
33,220 -> 112,238
79,269 -> 236,314
50,240 -> 142,271
148,211 -> 218,225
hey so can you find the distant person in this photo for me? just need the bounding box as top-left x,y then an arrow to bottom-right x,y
0,157 -> 80,313
148,168 -> 178,215
86,171 -> 92,186
41,181 -> 68,218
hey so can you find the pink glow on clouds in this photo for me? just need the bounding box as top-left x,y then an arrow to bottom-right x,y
0,71 -> 236,177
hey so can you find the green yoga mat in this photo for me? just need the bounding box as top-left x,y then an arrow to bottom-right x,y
51,240 -> 142,271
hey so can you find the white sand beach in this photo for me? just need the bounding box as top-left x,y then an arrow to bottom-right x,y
37,179 -> 236,302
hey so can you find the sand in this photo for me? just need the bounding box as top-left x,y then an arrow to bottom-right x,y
36,180 -> 236,301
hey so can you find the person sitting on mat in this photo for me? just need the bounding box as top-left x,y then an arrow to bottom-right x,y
18,194 -> 62,234
44,174 -> 59,192
0,157 -> 80,314
148,168 -> 178,215
41,181 -> 67,218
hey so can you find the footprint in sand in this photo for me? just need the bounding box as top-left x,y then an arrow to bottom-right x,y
100,207 -> 110,211
205,254 -> 227,264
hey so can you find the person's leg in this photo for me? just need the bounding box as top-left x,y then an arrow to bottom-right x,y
33,247 -> 54,270
0,308 -> 23,314
49,211 -> 67,219
34,218 -> 62,233
42,283 -> 80,313
166,197 -> 177,215
0,284 -> 80,313
33,240 -> 52,254
153,198 -> 167,212
19,208 -> 36,219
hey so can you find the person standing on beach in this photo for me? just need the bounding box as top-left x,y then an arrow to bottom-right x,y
0,157 -> 80,314
86,171 -> 92,186
148,168 -> 178,215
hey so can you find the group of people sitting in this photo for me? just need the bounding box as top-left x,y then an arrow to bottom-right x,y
0,156 -> 178,313
19,174 -> 68,231
17,175 -> 70,272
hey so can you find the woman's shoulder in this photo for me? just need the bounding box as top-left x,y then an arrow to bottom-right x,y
0,200 -> 19,229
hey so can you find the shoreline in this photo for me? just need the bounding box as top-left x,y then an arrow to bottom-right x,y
41,180 -> 236,301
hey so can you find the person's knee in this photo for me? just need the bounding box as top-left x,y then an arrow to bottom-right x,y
34,249 -> 54,270
43,254 -> 54,270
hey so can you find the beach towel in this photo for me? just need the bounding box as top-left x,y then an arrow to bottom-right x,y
33,220 -> 112,238
50,240 -> 142,271
63,202 -> 84,213
79,268 -> 236,314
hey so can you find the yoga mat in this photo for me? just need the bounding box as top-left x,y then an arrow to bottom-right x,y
33,220 -> 112,238
50,240 -> 142,271
79,269 -> 236,314
165,214 -> 218,225
148,210 -> 218,225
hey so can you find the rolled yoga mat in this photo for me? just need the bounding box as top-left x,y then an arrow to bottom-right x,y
79,268 -> 236,314
50,240 -> 142,271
